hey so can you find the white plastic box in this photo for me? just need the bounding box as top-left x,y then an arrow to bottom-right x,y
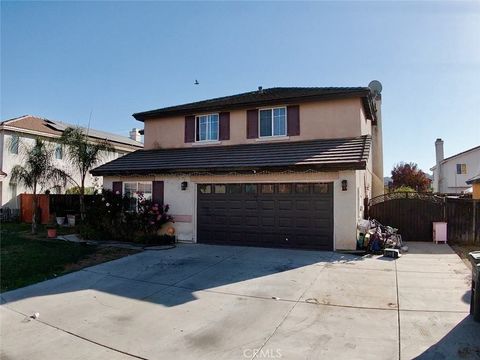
433,222 -> 447,244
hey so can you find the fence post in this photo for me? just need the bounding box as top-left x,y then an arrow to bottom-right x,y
474,200 -> 477,244
443,197 -> 447,222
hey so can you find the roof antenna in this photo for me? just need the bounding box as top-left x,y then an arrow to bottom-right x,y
86,109 -> 93,136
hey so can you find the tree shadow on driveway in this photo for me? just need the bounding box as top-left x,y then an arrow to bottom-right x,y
411,315 -> 480,360
1,244 -> 374,308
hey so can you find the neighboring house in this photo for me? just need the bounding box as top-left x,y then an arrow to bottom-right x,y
0,115 -> 143,209
431,138 -> 480,194
466,174 -> 480,200
92,84 -> 384,251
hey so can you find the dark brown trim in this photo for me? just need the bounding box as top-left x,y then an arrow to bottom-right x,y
219,112 -> 230,141
112,181 -> 123,196
152,181 -> 164,206
246,109 -> 258,139
184,115 -> 195,143
287,105 -> 300,136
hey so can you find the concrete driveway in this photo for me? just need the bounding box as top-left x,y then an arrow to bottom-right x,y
1,243 -> 479,360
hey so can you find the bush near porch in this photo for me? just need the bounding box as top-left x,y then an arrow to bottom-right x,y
80,190 -> 175,244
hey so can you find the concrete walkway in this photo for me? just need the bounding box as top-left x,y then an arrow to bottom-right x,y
1,243 -> 479,360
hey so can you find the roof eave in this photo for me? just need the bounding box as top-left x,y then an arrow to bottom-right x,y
91,162 -> 367,177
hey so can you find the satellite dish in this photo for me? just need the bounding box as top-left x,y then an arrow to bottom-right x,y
368,80 -> 382,95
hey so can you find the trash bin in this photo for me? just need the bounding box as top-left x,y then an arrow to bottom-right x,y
468,251 -> 480,322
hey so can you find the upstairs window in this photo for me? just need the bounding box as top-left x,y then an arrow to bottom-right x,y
259,107 -> 286,137
10,135 -> 19,154
196,114 -> 219,141
55,144 -> 63,159
456,164 -> 467,174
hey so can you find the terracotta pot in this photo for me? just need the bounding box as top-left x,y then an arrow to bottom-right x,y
47,228 -> 57,238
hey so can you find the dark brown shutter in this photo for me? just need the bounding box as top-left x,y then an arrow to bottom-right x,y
184,115 -> 196,143
112,181 -> 123,196
287,105 -> 300,136
152,181 -> 164,206
219,112 -> 230,141
246,109 -> 258,139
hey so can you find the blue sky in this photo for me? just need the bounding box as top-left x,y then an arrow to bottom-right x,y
1,1 -> 479,176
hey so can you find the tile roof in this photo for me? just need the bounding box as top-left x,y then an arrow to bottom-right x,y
466,174 -> 480,185
91,135 -> 371,176
133,87 -> 376,121
1,115 -> 143,148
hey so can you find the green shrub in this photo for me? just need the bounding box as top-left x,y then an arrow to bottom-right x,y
393,185 -> 416,193
81,189 -> 174,242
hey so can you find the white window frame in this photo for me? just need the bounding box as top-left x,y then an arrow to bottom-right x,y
258,106 -> 287,138
123,181 -> 153,211
456,163 -> 467,175
10,134 -> 19,154
195,113 -> 219,142
55,144 -> 63,160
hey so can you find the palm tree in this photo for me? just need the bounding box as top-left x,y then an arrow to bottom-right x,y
59,127 -> 113,221
10,138 -> 70,234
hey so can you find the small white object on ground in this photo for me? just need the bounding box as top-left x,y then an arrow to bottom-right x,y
31,312 -> 40,319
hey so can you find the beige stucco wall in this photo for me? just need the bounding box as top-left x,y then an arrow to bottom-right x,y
143,98 -> 368,150
371,97 -> 384,197
103,170 -> 362,250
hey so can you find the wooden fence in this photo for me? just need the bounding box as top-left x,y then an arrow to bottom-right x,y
445,198 -> 480,244
19,194 -> 50,224
367,193 -> 480,244
20,194 -> 100,224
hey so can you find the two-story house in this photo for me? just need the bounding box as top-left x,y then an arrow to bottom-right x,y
92,83 -> 384,251
0,115 -> 143,209
431,138 -> 480,194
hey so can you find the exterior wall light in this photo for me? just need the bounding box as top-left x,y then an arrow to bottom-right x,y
181,181 -> 188,191
341,180 -> 348,191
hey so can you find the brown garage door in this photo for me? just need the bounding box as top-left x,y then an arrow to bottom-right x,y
197,183 -> 333,250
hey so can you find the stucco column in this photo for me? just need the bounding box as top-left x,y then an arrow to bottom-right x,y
371,95 -> 384,197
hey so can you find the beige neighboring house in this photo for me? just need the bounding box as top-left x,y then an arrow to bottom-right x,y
0,115 -> 143,209
92,83 -> 384,251
431,138 -> 480,194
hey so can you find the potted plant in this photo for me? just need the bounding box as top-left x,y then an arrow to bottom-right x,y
67,214 -> 76,227
56,211 -> 66,226
46,223 -> 57,238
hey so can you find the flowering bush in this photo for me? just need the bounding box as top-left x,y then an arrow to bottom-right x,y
136,193 -> 175,237
80,189 -> 174,243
